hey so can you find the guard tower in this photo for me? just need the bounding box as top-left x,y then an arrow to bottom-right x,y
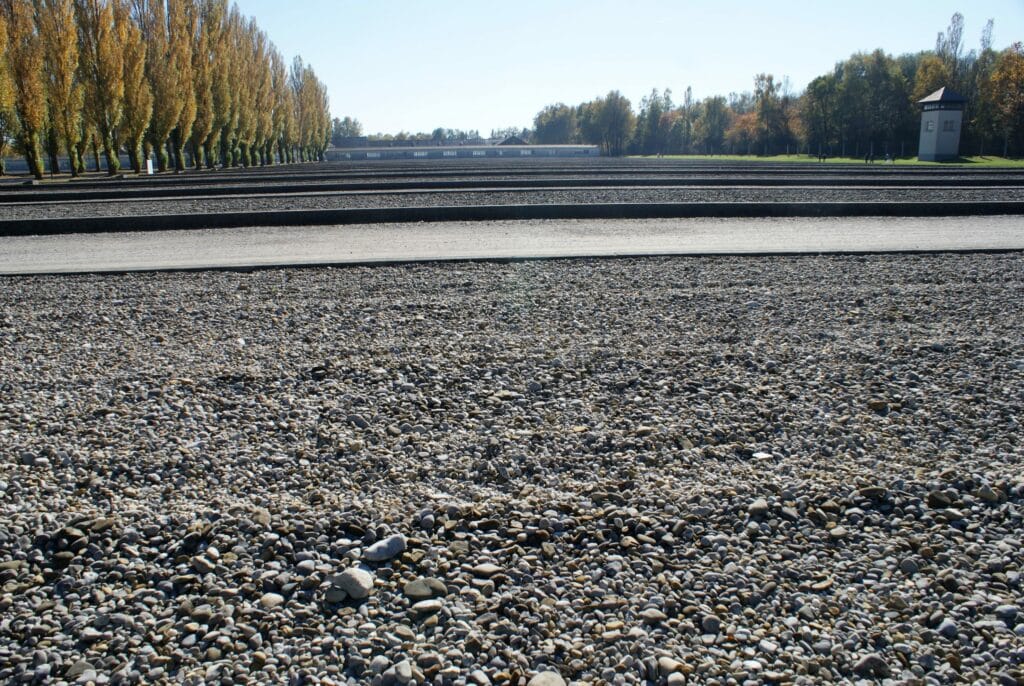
918,87 -> 966,162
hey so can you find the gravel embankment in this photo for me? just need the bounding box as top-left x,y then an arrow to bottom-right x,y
1,254 -> 1023,685
3,187 -> 1024,220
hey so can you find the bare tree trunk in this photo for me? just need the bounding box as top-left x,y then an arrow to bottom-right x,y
74,138 -> 87,175
23,133 -> 45,180
126,141 -> 142,174
102,137 -> 119,176
203,141 -> 216,170
65,141 -> 80,178
172,130 -> 187,173
46,128 -> 60,175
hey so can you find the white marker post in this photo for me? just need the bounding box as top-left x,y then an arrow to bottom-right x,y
146,158 -> 154,175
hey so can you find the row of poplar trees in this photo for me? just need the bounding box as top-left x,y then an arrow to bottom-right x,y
0,0 -> 331,179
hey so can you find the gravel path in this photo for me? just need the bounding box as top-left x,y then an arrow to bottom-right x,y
1,254 -> 1023,685
4,187 -> 1024,220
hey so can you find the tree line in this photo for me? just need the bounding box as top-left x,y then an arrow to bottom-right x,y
532,13 -> 1023,158
0,0 -> 331,179
329,119 -> 540,147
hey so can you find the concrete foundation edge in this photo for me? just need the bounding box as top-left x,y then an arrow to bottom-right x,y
1,202 -> 1023,237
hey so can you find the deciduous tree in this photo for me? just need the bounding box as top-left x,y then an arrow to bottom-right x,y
76,0 -> 125,174
596,90 -> 634,157
331,116 -> 362,143
35,0 -> 82,175
532,103 -> 576,144
725,111 -> 758,155
118,0 -> 151,173
169,0 -> 196,172
0,10 -> 17,174
245,22 -> 273,165
133,0 -> 178,171
754,73 -> 784,155
268,43 -> 290,163
986,43 -> 1024,156
2,0 -> 48,179
912,54 -> 952,102
802,72 -> 839,154
187,0 -> 217,168
693,95 -> 730,155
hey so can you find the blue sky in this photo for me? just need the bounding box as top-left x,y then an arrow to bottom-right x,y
233,0 -> 1024,136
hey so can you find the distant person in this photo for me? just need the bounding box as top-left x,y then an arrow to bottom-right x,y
865,153 -> 870,164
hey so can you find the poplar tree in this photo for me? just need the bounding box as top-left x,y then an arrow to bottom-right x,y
118,0 -> 150,173
75,0 -> 125,174
188,0 -> 219,169
201,0 -> 227,167
35,0 -> 83,175
291,58 -> 329,161
267,45 -> 286,164
1,0 -> 48,179
215,3 -> 243,166
251,28 -> 274,165
133,0 -> 178,171
0,11 -> 16,174
168,0 -> 195,171
232,16 -> 257,166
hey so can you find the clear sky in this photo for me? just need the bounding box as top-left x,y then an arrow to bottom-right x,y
233,0 -> 1023,136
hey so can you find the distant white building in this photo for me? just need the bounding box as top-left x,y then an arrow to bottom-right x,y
325,144 -> 600,161
918,87 -> 966,162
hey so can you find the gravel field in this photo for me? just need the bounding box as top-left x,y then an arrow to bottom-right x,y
1,254 -> 1023,685
3,187 -> 1024,220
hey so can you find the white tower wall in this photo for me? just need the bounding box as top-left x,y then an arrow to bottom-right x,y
918,108 -> 963,162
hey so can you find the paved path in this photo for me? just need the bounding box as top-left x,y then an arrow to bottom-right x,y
1,216 -> 1022,274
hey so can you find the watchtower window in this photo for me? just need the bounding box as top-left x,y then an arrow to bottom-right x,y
943,120 -> 955,132
925,121 -> 935,132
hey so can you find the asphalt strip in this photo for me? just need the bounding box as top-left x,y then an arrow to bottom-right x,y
1,216 -> 1022,275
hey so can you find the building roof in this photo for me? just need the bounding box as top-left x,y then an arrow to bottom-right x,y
918,87 -> 967,104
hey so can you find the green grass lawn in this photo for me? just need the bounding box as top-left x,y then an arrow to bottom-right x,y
635,154 -> 1024,167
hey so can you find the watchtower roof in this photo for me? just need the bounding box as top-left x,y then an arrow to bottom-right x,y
918,87 -> 967,104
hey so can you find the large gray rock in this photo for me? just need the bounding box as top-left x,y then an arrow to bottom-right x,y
331,567 -> 375,600
853,653 -> 891,678
259,592 -> 285,609
748,497 -> 770,517
364,534 -> 407,562
527,672 -> 566,686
